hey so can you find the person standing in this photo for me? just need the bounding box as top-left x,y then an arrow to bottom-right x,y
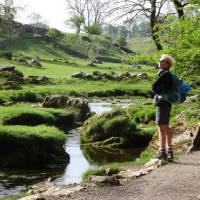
152,54 -> 174,162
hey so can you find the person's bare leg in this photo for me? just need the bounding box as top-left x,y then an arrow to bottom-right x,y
165,125 -> 172,148
164,125 -> 173,162
158,125 -> 166,149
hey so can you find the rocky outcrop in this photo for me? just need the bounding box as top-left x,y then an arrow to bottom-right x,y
71,71 -> 149,81
42,95 -> 69,108
26,76 -> 49,84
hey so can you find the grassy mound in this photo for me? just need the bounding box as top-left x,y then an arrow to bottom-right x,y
0,125 -> 68,169
81,109 -> 152,148
0,104 -> 77,129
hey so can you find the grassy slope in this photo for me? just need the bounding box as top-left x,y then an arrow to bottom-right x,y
127,36 -> 156,54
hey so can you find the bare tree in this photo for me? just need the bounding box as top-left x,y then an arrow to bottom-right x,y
108,0 -> 169,50
66,0 -> 110,28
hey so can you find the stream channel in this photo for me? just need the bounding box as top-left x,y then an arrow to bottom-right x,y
0,99 -> 143,197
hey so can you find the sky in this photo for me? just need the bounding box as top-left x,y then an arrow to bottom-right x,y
16,0 -> 72,32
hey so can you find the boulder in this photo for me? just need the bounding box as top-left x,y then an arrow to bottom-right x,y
27,76 -> 49,84
189,123 -> 200,152
0,65 -> 15,72
32,58 -> 42,67
120,72 -> 131,79
42,95 -> 69,108
18,56 -> 29,65
88,175 -> 120,186
129,65 -> 142,69
84,74 -> 93,80
137,73 -> 149,79
71,72 -> 85,79
67,97 -> 90,120
0,52 -> 12,60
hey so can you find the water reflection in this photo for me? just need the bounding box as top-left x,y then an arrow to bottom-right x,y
54,129 -> 97,185
81,144 -> 142,165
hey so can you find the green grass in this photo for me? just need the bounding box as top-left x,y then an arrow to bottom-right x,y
82,166 -> 120,181
0,125 -> 65,141
127,36 -> 156,54
0,104 -> 78,128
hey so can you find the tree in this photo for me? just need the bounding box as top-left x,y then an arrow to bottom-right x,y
172,0 -> 189,19
66,0 -> 110,28
159,4 -> 200,79
85,23 -> 102,37
108,0 -> 169,50
0,0 -> 17,38
69,15 -> 85,39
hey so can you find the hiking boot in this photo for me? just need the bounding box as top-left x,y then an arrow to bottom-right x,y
156,148 -> 167,160
167,148 -> 174,162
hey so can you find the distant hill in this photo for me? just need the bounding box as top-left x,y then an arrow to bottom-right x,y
0,22 -> 134,61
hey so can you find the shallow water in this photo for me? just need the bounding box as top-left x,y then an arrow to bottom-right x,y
0,99 -> 142,196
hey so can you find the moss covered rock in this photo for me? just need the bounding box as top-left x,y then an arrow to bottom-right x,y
0,125 -> 69,169
81,109 -> 152,148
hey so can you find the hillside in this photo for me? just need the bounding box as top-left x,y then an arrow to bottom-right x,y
0,23 -> 132,61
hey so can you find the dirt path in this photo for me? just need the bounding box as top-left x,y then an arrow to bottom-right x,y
46,151 -> 200,200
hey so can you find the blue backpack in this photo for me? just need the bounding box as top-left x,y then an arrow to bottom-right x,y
166,73 -> 190,104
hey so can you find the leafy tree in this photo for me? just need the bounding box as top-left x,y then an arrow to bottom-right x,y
69,15 -> 85,39
159,7 -> 200,80
85,23 -> 102,37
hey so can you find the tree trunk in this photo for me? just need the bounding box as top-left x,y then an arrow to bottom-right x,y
172,0 -> 185,19
150,0 -> 162,50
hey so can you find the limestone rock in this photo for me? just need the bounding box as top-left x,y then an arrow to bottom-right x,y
42,95 -> 69,108
137,73 -> 149,79
71,72 -> 85,78
88,175 -> 120,186
32,58 -> 42,67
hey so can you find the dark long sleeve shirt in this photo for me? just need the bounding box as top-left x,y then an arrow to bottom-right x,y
152,70 -> 173,95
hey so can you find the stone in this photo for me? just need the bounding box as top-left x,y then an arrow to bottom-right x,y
42,95 -> 69,108
27,76 -> 49,84
18,56 -> 29,64
189,123 -> 200,152
32,58 -> 42,67
185,95 -> 200,103
137,73 -> 149,79
67,98 -> 90,120
175,111 -> 186,125
0,65 -> 15,72
71,72 -> 85,78
88,175 -> 120,186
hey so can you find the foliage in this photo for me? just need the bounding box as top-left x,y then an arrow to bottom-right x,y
122,52 -> 160,66
48,28 -> 64,40
159,9 -> 200,80
85,24 -> 102,36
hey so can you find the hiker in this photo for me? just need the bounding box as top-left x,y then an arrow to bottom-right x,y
152,54 -> 174,162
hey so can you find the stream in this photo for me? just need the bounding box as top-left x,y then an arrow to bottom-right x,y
0,99 -> 143,197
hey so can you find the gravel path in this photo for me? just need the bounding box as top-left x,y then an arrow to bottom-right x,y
47,151 -> 200,200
